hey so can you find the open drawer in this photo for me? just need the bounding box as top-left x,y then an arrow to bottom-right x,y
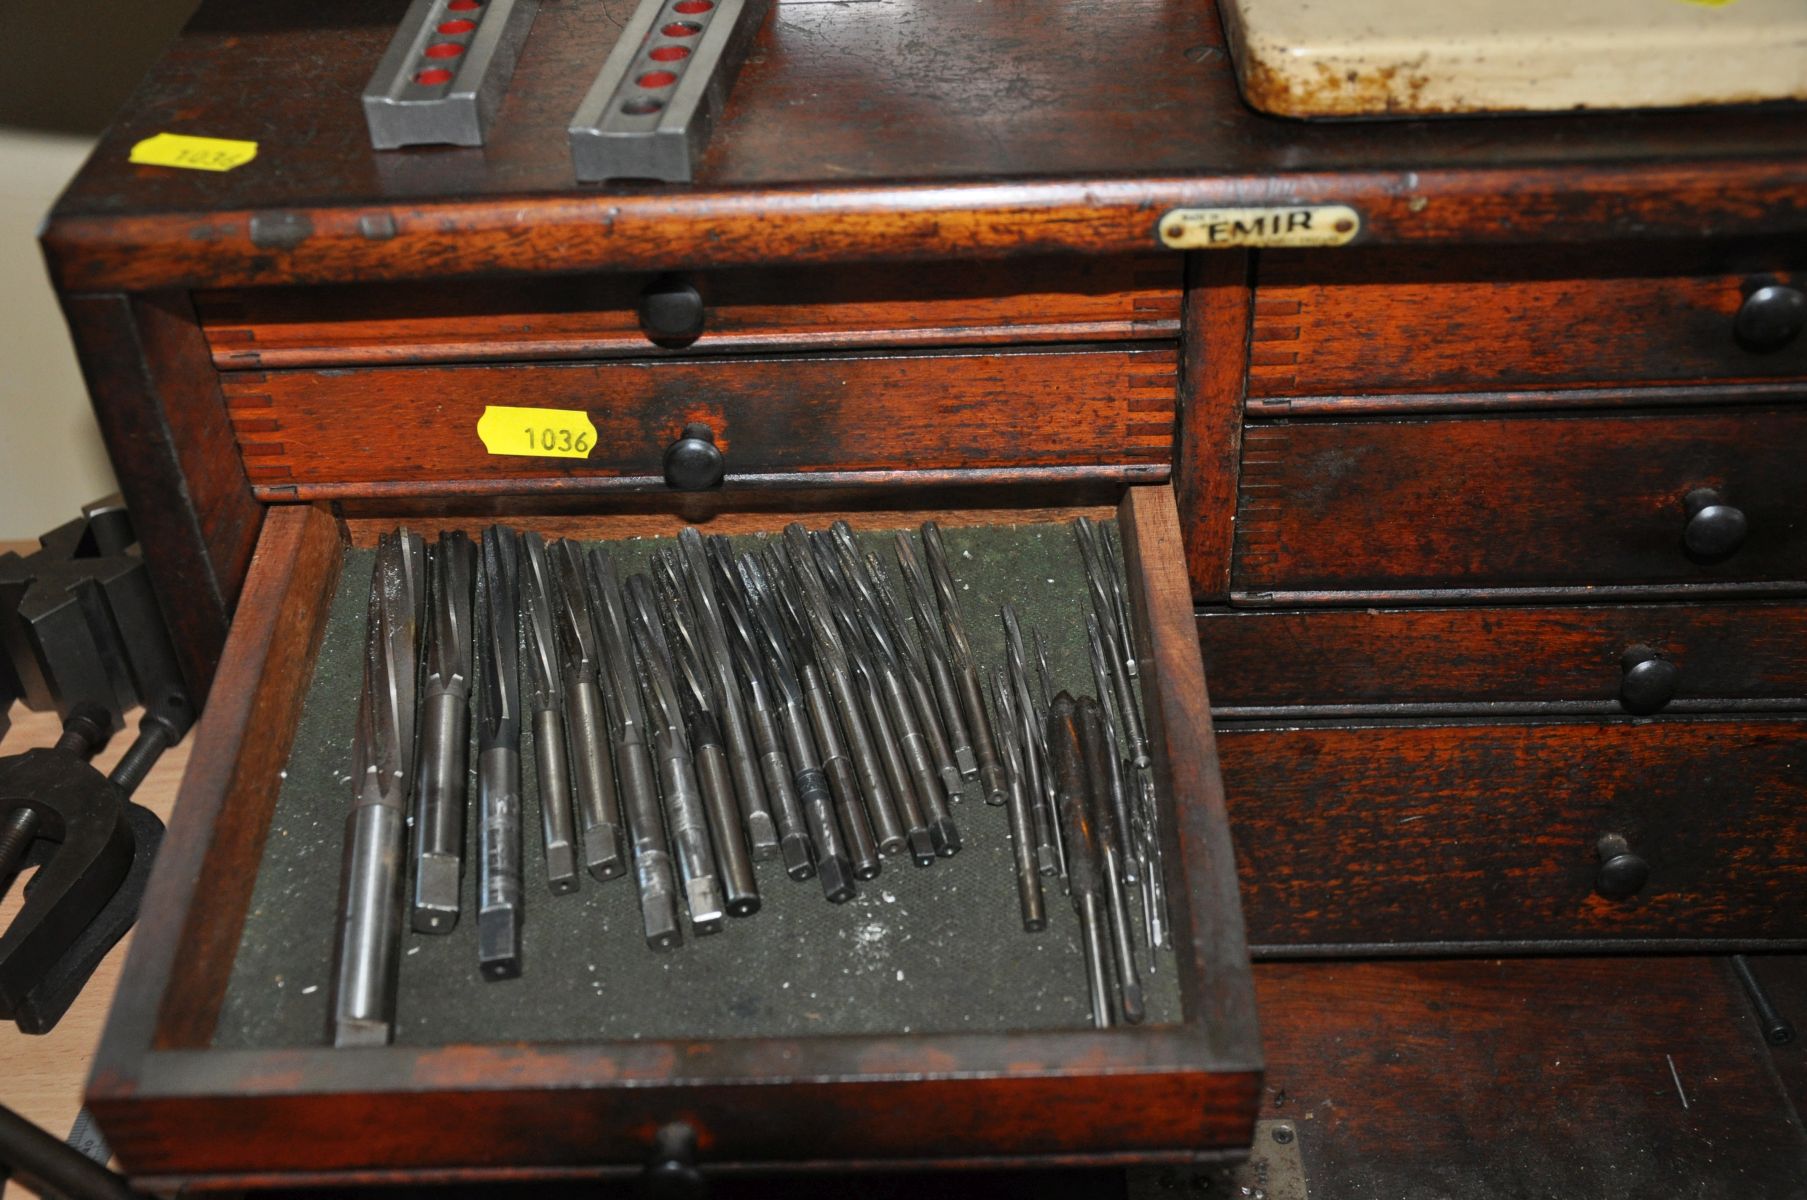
87,485 -> 1259,1189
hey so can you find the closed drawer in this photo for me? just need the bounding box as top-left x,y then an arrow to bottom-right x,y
1220,716 -> 1807,951
223,346 -> 1178,499
86,487 -> 1259,1186
1198,601 -> 1807,717
196,257 -> 1181,369
1232,406 -> 1807,601
1251,247 -> 1807,398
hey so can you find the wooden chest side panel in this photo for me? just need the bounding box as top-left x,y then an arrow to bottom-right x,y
1232,408 -> 1807,595
223,348 -> 1178,494
1219,717 -> 1807,947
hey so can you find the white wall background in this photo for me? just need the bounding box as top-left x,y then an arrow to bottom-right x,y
0,0 -> 200,541
0,130 -> 118,540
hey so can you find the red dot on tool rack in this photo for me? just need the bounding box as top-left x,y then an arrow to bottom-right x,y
674,0 -> 713,12
447,0 -> 482,9
424,42 -> 464,58
637,70 -> 679,87
415,68 -> 455,85
661,21 -> 702,36
649,44 -> 691,61
438,18 -> 477,33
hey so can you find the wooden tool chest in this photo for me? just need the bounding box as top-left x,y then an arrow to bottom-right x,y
38,0 -> 1807,1187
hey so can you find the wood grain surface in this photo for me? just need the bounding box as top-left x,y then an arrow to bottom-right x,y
196,257 -> 1181,369
41,1 -> 1807,290
1251,246 -> 1807,398
1219,716 -> 1807,948
1198,600 -> 1807,715
0,703 -> 193,1193
1256,957 -> 1807,1198
1232,407 -> 1807,598
221,346 -> 1178,495
59,292 -> 264,699
1174,252 -> 1250,603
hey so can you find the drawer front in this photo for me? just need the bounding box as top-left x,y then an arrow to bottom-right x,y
223,346 -> 1178,497
1233,407 -> 1807,598
1220,717 -> 1807,949
1251,247 -> 1807,398
197,257 -> 1181,369
1199,601 -> 1807,716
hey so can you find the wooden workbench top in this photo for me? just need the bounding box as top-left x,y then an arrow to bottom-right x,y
41,0 -> 1807,292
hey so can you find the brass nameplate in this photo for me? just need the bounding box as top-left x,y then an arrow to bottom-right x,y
1159,205 -> 1360,249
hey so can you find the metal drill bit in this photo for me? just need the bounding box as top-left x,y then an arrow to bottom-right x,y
475,526 -> 524,981
733,553 -> 874,881
1073,518 -> 1149,769
834,530 -> 964,811
1139,769 -> 1170,955
520,532 -> 580,896
677,528 -> 781,862
866,549 -> 964,799
1101,522 -> 1139,680
412,530 -> 473,935
1001,606 -> 1062,881
1024,626 -> 1067,884
1087,615 -> 1139,888
585,547 -> 681,950
333,528 -> 425,1047
990,668 -> 1047,933
643,565 -> 759,918
918,522 -> 1008,807
550,539 -> 627,883
1079,696 -> 1145,1025
815,531 -> 955,857
706,536 -> 817,883
893,531 -> 979,781
770,537 -> 899,864
1048,693 -> 1111,1030
623,569 -> 725,935
786,527 -> 926,866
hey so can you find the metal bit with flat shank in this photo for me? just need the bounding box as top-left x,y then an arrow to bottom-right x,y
551,539 -> 627,882
624,573 -> 730,932
1079,696 -> 1145,1025
917,522 -> 1009,807
736,550 -> 865,899
704,534 -> 860,900
333,528 -> 425,1047
519,532 -> 580,896
648,558 -> 761,917
413,530 -> 473,935
586,548 -> 683,950
676,529 -> 782,862
1049,693 -> 1113,1030
475,527 -> 525,980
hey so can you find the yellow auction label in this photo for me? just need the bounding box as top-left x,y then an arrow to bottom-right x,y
477,406 -> 598,459
128,132 -> 259,173
1158,205 -> 1361,250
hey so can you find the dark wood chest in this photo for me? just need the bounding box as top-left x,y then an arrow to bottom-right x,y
40,0 -> 1807,1187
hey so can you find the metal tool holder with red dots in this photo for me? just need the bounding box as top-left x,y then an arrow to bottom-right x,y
568,0 -> 771,183
362,0 -> 542,149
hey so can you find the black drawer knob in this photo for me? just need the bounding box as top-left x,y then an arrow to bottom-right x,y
1735,283 -> 1805,352
1683,487 -> 1747,560
1619,645 -> 1678,715
638,275 -> 706,345
1595,833 -> 1649,900
663,423 -> 724,490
